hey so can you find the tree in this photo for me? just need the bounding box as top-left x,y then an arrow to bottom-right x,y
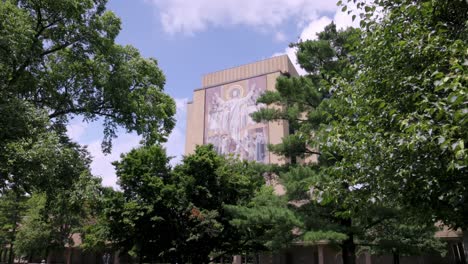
109,145 -> 174,263
0,97 -> 103,263
252,21 -> 448,263
227,185 -> 302,252
108,144 -> 265,263
0,0 -> 178,261
0,99 -> 55,192
0,190 -> 27,264
13,160 -> 103,263
252,23 -> 364,264
80,186 -> 119,254
13,194 -> 51,262
171,145 -> 265,262
329,0 -> 467,249
0,102 -> 81,263
0,0 -> 175,153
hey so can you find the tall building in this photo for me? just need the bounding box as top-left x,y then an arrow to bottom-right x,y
185,55 -> 298,164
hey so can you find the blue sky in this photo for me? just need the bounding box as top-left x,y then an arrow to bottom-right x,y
66,0 -> 359,187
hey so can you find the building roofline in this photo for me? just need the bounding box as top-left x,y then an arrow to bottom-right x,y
194,70 -> 288,92
201,54 -> 289,78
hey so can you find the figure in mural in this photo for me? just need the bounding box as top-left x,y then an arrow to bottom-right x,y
255,131 -> 266,162
212,87 -> 254,137
205,76 -> 269,163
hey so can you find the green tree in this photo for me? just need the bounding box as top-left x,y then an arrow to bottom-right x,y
109,145 -> 174,263
252,23 -> 364,264
80,186 -> 119,253
329,0 -> 467,255
227,185 -> 302,252
14,165 -> 103,263
13,194 -> 51,262
253,21 -> 447,263
171,145 -> 265,262
0,100 -> 55,192
0,98 -> 103,263
0,190 -> 27,264
0,0 -> 175,153
108,144 -> 265,263
0,0 -> 177,259
0,103 -> 78,263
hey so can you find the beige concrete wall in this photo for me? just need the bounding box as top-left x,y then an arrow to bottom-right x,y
184,89 -> 205,155
266,72 -> 288,165
288,56 -> 300,77
186,55 -> 300,164
202,55 -> 292,88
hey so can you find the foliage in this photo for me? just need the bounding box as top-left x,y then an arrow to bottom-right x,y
362,215 -> 446,257
14,172 -> 103,258
0,98 -> 102,260
14,194 -> 51,258
252,14 -> 454,262
0,0 -> 178,260
0,190 -> 27,253
108,145 -> 174,262
331,0 -> 467,229
80,187 -> 118,252
0,0 -> 175,152
0,100 -> 56,192
252,23 -> 364,264
227,186 -> 301,251
172,145 -> 266,261
107,144 -> 266,262
0,100 -> 93,262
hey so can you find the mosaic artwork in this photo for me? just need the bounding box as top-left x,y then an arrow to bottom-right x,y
204,75 -> 269,163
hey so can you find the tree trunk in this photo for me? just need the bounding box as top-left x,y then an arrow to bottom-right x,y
254,253 -> 260,264
392,250 -> 399,264
138,246 -> 143,264
7,244 -> 14,264
65,247 -> 73,264
114,250 -> 120,264
45,246 -> 50,264
28,250 -> 35,263
463,229 -> 468,262
342,237 -> 356,264
8,192 -> 21,264
341,218 -> 356,264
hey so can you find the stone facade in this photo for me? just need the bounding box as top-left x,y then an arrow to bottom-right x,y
185,55 -> 296,165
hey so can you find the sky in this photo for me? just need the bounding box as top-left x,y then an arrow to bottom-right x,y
66,0 -> 360,188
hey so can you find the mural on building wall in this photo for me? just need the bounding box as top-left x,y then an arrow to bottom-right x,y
204,75 -> 269,163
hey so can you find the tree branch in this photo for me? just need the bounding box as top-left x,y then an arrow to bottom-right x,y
305,149 -> 322,156
40,42 -> 72,57
363,217 -> 388,230
48,106 -> 116,120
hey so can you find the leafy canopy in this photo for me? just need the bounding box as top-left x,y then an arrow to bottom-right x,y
0,0 -> 175,152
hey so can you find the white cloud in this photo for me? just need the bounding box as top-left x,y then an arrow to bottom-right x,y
332,5 -> 361,30
87,133 -> 141,188
175,97 -> 188,112
273,5 -> 361,75
274,31 -> 287,42
164,97 -> 188,166
66,118 -> 88,141
67,98 -> 189,188
299,16 -> 332,40
146,0 -> 336,35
